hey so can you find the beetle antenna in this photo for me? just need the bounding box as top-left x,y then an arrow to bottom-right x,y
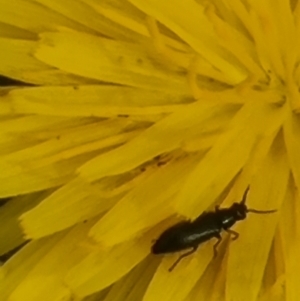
247,208 -> 277,214
241,186 -> 250,204
241,187 -> 277,214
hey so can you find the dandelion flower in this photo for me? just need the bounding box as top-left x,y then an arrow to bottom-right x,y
0,0 -> 299,301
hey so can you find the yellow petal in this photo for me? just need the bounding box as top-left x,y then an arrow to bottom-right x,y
129,0 -> 247,83
0,154 -> 86,197
204,4 -> 264,79
0,191 -> 47,255
20,178 -> 119,239
226,132 -> 289,301
89,156 -> 199,246
258,275 -> 285,301
283,111 -> 300,190
0,221 -> 93,301
79,102 -> 234,181
279,178 -> 300,301
0,0 -> 92,34
0,116 -> 140,197
185,239 -> 227,301
8,85 -> 189,117
81,0 -> 151,40
66,231 -> 153,298
0,37 -> 95,85
144,241 -> 214,301
0,21 -> 35,39
175,101 -> 286,218
102,256 -> 159,301
35,31 -> 189,91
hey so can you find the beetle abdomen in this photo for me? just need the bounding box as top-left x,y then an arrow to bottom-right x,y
152,220 -> 218,254
152,221 -> 194,254
152,213 -> 223,254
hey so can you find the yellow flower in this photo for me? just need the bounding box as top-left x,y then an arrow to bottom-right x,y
0,0 -> 299,301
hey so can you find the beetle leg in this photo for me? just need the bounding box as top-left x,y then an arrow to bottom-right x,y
168,246 -> 198,272
225,229 -> 239,240
213,234 -> 222,258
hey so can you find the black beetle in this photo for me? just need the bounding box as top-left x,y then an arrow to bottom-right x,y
152,187 -> 276,271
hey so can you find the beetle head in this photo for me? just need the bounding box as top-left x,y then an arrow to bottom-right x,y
239,186 -> 277,215
231,202 -> 248,220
